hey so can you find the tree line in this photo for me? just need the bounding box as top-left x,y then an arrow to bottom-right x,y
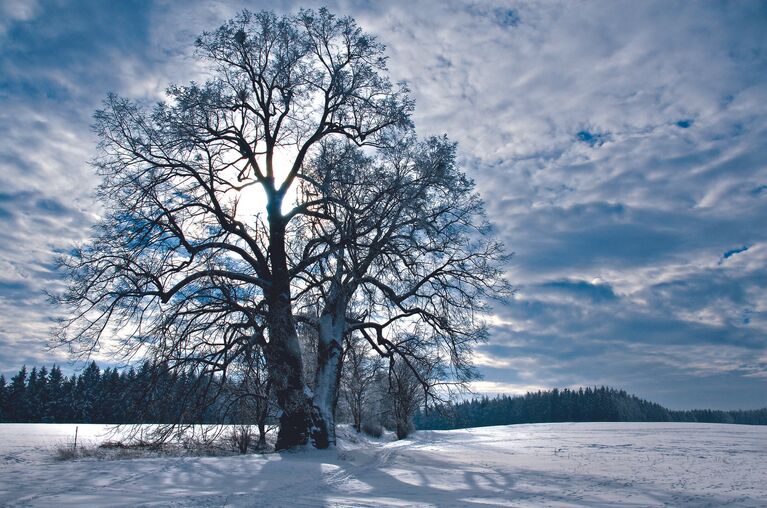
4,365 -> 764,430
0,323 -> 431,443
415,387 -> 767,429
0,362 -> 227,425
0,345 -> 426,442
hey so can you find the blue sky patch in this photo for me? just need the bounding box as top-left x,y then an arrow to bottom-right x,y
576,130 -> 609,147
723,245 -> 749,260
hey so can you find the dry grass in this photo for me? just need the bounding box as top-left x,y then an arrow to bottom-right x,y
54,435 -> 269,462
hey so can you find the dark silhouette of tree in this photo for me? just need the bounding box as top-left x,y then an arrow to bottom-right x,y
26,367 -> 42,421
52,8 -> 508,449
53,7 -> 409,450
225,342 -> 275,449
0,374 -> 6,421
7,366 -> 29,422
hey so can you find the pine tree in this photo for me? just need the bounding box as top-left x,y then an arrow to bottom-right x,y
27,367 -> 40,421
75,361 -> 101,423
0,374 -> 6,421
8,366 -> 29,422
47,366 -> 64,422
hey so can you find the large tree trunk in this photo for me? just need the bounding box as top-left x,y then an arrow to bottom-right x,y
311,307 -> 345,448
266,205 -> 314,450
266,300 -> 312,450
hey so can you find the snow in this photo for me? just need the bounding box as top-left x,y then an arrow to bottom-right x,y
1,422 -> 765,506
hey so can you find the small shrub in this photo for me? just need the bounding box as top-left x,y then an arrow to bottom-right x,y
54,446 -> 80,461
99,441 -> 127,449
55,442 -> 148,461
361,420 -> 383,438
53,426 -> 274,461
395,419 -> 415,440
230,425 -> 253,454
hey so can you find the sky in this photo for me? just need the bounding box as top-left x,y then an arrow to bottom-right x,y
1,0 -> 765,410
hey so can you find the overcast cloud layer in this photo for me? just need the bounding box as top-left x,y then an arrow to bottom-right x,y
1,0 -> 765,409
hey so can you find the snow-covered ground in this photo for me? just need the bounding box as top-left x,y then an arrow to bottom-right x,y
0,422 -> 764,507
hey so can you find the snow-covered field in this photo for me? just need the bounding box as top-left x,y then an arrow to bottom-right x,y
0,422 -> 764,507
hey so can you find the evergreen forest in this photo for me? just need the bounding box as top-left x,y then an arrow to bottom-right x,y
1,363 -> 765,427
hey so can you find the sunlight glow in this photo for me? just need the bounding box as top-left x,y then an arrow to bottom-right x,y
234,145 -> 302,221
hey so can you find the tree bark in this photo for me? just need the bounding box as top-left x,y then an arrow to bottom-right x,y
311,307 -> 345,448
266,290 -> 312,450
257,428 -> 267,450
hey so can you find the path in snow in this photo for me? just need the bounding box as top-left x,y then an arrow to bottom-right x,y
0,422 -> 764,507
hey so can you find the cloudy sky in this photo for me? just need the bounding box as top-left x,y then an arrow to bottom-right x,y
1,0 -> 765,409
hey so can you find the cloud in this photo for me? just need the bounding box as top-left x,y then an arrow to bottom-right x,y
0,0 -> 39,38
0,0 -> 161,375
467,381 -> 546,397
471,352 -> 513,369
0,0 -> 765,409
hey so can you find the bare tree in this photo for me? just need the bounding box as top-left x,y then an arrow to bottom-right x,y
53,8 -> 509,450
54,8 -> 410,450
388,356 -> 428,439
292,135 -> 512,444
229,341 -> 274,450
341,332 -> 384,433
